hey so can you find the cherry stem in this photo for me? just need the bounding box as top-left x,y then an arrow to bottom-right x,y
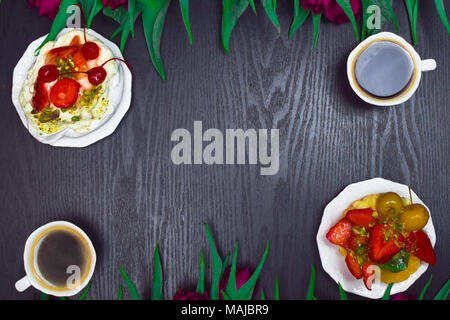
101,58 -> 133,72
75,3 -> 87,43
59,71 -> 88,76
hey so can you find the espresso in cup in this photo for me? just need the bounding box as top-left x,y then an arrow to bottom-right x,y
354,41 -> 415,98
16,221 -> 96,296
347,32 -> 436,106
36,228 -> 90,289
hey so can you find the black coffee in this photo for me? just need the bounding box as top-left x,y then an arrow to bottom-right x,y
37,229 -> 88,288
354,41 -> 414,98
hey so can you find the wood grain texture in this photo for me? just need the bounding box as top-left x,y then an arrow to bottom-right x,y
0,1 -> 448,300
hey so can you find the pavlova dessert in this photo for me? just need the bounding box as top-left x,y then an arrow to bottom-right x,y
19,29 -> 128,135
12,25 -> 132,147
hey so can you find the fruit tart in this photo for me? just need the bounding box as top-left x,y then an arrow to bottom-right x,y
317,178 -> 436,299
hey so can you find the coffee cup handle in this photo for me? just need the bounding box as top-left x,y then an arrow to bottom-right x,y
421,59 -> 437,72
15,276 -> 31,292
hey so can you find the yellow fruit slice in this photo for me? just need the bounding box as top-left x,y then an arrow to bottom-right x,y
380,255 -> 421,284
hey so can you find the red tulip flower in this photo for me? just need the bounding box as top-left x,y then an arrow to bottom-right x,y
391,293 -> 414,300
301,0 -> 362,24
324,0 -> 362,24
28,0 -> 61,20
173,288 -> 209,300
28,0 -> 128,21
219,266 -> 257,299
101,0 -> 128,10
300,0 -> 327,15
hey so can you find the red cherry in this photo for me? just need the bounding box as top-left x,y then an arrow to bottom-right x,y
59,58 -> 132,86
87,67 -> 107,86
82,41 -> 100,60
38,65 -> 59,83
74,3 -> 99,61
86,58 -> 132,85
50,78 -> 80,108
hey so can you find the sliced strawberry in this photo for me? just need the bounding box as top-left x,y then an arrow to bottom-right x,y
363,261 -> 375,290
346,208 -> 376,228
345,252 -> 363,279
50,78 -> 80,108
347,235 -> 359,251
326,218 -> 352,247
32,80 -> 50,111
369,224 -> 401,263
73,48 -> 88,72
45,46 -> 79,65
409,230 -> 436,265
70,35 -> 82,46
347,235 -> 368,252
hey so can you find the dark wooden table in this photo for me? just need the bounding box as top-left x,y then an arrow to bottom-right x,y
0,1 -> 448,300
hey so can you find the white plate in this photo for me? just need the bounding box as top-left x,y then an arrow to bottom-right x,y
11,28 -> 132,147
316,177 -> 436,299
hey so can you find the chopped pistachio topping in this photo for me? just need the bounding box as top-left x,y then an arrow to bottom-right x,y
56,57 -> 75,79
38,108 -> 60,123
80,85 -> 103,108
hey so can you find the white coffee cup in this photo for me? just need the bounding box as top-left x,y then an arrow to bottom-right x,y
15,221 -> 96,297
347,32 -> 436,106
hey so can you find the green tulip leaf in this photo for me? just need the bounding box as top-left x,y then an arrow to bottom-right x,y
225,242 -> 240,297
117,284 -> 123,300
86,0 -> 104,28
221,290 -> 232,300
234,241 -> 269,300
104,3 -> 144,52
40,292 -> 49,300
119,265 -> 141,300
433,279 -> 450,300
222,0 -> 251,53
103,5 -> 127,23
306,265 -> 316,300
196,249 -> 205,295
380,0 -> 398,31
142,0 -> 171,81
382,283 -> 394,300
289,0 -> 310,39
312,13 -> 322,51
152,245 -> 164,300
220,255 -> 230,279
77,0 -> 93,19
418,275 -> 433,300
260,289 -> 266,300
336,0 -> 359,40
250,0 -> 257,14
261,0 -> 280,32
204,223 -> 224,300
338,282 -> 347,300
274,276 -> 279,300
405,0 -> 418,45
435,0 -> 450,35
78,283 -> 90,300
180,0 -> 193,45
